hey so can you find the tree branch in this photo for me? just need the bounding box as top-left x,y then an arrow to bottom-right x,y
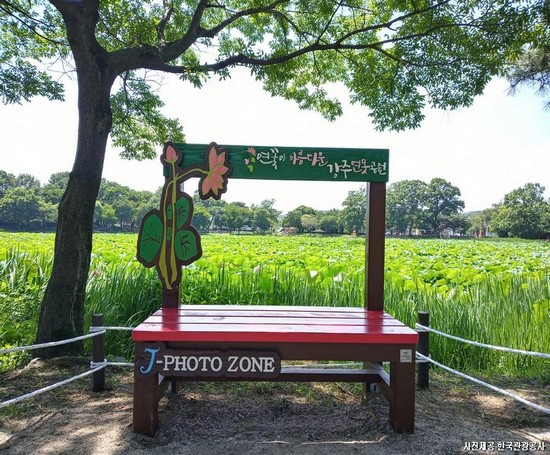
157,0 -> 174,46
161,0 -> 289,61
0,0 -> 64,46
111,0 -> 501,85
158,0 -> 210,61
335,0 -> 452,46
315,0 -> 344,45
202,0 -> 289,38
113,13 -> 483,79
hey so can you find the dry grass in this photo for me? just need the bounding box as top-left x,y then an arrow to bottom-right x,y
0,358 -> 548,455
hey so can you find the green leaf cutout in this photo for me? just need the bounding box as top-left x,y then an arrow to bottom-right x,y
174,229 -> 200,264
175,194 -> 192,229
137,211 -> 163,266
166,204 -> 173,220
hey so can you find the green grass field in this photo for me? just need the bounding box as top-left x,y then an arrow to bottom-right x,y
1,232 -> 549,378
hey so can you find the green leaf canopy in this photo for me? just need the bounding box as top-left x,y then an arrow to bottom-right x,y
2,0 -> 544,139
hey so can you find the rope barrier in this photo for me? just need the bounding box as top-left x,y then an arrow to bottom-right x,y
416,324 -> 550,360
2,320 -> 548,413
0,330 -> 106,355
416,352 -> 550,415
89,326 -> 134,332
0,364 -> 106,409
0,323 -> 137,409
90,360 -> 134,368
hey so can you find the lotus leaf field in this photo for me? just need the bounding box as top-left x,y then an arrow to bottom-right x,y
1,232 -> 549,377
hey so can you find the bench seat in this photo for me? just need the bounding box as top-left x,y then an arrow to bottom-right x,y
132,304 -> 418,436
132,305 -> 418,344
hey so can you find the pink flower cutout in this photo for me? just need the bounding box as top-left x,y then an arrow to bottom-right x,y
161,142 -> 182,168
200,145 -> 230,199
165,145 -> 178,163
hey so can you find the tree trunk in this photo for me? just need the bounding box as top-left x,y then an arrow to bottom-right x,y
35,3 -> 115,356
35,88 -> 112,356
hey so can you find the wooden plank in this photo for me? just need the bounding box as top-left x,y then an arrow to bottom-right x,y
160,311 -> 394,320
278,364 -> 388,383
132,326 -> 418,344
168,368 -> 385,383
140,315 -> 409,327
157,305 -> 396,316
134,321 -> 415,334
161,340 -> 414,362
149,305 -> 404,319
134,319 -> 415,333
149,307 -> 398,315
133,304 -> 419,344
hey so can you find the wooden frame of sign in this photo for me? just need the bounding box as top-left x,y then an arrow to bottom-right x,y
132,142 -> 417,437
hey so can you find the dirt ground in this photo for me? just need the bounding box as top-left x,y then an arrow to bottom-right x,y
0,358 -> 548,455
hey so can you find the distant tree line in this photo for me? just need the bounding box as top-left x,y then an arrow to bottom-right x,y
0,169 -> 282,233
0,169 -> 548,238
385,179 -> 550,239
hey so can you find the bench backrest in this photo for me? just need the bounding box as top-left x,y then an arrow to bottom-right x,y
137,142 -> 389,311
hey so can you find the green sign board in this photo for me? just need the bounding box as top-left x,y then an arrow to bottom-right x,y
175,143 -> 389,182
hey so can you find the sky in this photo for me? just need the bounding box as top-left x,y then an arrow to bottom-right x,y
1,69 -> 549,214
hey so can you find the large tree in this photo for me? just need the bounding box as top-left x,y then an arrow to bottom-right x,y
252,200 -> 280,233
491,183 -> 550,239
422,178 -> 465,236
0,0 -> 539,355
386,179 -> 427,235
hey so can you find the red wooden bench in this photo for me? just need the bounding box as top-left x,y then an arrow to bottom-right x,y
132,143 -> 418,436
132,305 -> 418,435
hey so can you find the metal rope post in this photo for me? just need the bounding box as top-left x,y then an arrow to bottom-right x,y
92,314 -> 105,392
417,311 -> 430,389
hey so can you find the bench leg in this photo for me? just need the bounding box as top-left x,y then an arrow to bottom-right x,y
389,357 -> 415,433
133,370 -> 160,436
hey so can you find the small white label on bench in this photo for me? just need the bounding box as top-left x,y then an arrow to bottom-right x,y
400,349 -> 413,363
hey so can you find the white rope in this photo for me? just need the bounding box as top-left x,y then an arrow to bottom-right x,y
0,324 -> 135,409
416,352 -> 550,415
0,330 -> 106,355
89,326 -> 134,332
90,360 -> 134,368
0,364 -> 106,409
416,324 -> 550,359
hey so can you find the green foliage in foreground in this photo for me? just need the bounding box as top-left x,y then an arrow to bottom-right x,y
0,233 -> 548,378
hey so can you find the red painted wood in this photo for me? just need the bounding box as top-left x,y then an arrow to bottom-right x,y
162,304 -> 383,312
159,307 -> 395,318
139,316 -> 406,327
132,305 -> 418,344
133,330 -> 417,344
